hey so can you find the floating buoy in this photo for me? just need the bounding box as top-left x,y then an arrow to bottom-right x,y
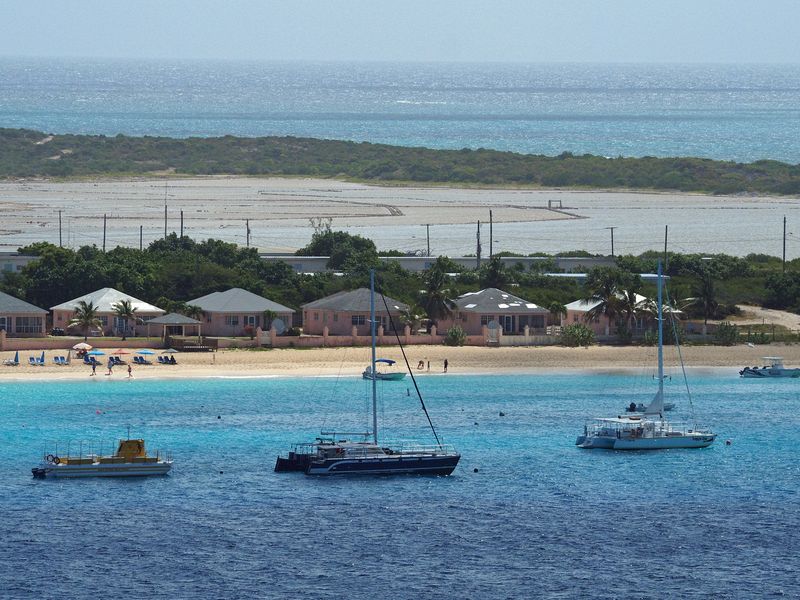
96,409 -> 101,415
499,411 -> 505,417
726,439 -> 732,446
474,422 -> 479,426
219,471 -> 224,474
217,415 -> 221,419
473,468 -> 479,473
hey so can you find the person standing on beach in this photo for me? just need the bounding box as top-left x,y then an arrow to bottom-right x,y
106,358 -> 113,376
90,362 -> 96,376
127,364 -> 133,379
444,358 -> 448,373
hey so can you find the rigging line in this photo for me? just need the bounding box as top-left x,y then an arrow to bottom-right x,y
665,281 -> 696,424
378,287 -> 442,447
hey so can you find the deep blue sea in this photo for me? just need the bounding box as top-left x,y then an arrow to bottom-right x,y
2,58 -> 800,163
1,372 -> 798,599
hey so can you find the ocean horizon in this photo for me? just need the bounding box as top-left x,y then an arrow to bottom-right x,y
2,57 -> 800,163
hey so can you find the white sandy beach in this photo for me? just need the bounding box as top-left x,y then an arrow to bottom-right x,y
2,343 -> 798,381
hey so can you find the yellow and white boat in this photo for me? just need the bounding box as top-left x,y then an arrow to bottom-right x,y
32,438 -> 172,478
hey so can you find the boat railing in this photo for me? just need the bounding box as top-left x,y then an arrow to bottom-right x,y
380,442 -> 459,456
40,439 -> 172,463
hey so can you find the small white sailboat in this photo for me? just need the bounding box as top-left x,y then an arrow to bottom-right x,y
576,261 -> 716,450
276,270 -> 460,476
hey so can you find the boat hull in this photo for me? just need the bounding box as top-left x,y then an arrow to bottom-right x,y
306,454 -> 460,476
32,462 -> 172,478
740,368 -> 800,378
274,452 -> 314,472
579,435 -> 716,450
362,372 -> 406,381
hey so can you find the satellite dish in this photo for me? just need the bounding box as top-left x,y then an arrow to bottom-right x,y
273,318 -> 286,334
487,320 -> 500,330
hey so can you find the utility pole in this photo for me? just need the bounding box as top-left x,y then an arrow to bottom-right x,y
605,226 -> 617,258
180,210 -> 184,238
102,213 -> 107,252
58,210 -> 62,247
489,210 -> 493,258
476,220 -> 482,268
139,225 -> 143,251
164,179 -> 168,240
246,219 -> 251,248
426,224 -> 430,256
783,215 -> 787,274
663,225 -> 669,272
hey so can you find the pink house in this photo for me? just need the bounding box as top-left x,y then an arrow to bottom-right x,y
188,288 -> 294,337
0,290 -> 47,337
437,288 -> 549,336
562,293 -> 666,336
302,288 -> 408,336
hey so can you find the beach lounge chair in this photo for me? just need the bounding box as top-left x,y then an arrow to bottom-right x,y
133,356 -> 140,364
3,351 -> 20,366
58,356 -> 67,365
53,357 -> 61,365
29,356 -> 37,366
157,356 -> 165,364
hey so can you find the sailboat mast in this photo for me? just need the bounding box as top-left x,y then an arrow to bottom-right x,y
370,269 -> 378,444
657,260 -> 664,400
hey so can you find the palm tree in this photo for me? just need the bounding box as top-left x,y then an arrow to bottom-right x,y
112,299 -> 138,340
68,300 -> 102,341
547,302 -> 567,327
479,256 -> 509,288
262,309 -> 277,331
398,304 -> 426,332
584,267 -> 625,336
690,266 -> 718,336
617,273 -> 644,333
419,265 -> 457,327
183,304 -> 204,321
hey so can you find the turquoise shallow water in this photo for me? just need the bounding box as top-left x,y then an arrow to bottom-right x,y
1,372 -> 798,598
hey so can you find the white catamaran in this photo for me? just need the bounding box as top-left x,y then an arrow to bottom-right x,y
275,270 -> 460,476
576,261 -> 717,450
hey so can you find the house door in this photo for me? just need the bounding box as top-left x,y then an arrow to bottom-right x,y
0,316 -> 6,332
502,315 -> 515,333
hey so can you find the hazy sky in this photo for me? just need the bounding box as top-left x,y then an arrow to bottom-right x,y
1,0 -> 797,63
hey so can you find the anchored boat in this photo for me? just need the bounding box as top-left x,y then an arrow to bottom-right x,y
32,437 -> 172,478
576,261 -> 716,451
739,357 -> 800,378
276,270 -> 460,476
362,358 -> 406,381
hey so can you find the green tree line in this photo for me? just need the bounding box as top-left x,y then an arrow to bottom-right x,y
2,128 -> 800,195
1,232 -> 798,330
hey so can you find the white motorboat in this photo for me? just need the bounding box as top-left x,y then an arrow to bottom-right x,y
739,357 -> 800,378
276,270 -> 460,476
576,261 -> 716,451
32,437 -> 172,478
362,358 -> 406,381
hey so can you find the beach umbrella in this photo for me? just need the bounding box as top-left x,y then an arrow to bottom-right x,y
73,342 -> 92,350
13,350 -> 19,364
39,350 -> 45,363
136,349 -> 155,355
87,349 -> 105,356
162,348 -> 179,354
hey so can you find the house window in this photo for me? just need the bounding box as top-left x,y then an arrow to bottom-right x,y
460,312 -> 468,322
15,316 -> 42,334
314,312 -> 319,321
351,315 -> 366,326
57,314 -> 63,322
333,313 -> 338,322
480,315 -> 491,326
225,315 -> 239,326
99,316 -> 108,326
244,315 -> 258,326
0,316 -> 6,331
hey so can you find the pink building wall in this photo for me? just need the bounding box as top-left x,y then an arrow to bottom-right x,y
0,312 -> 46,337
303,308 -> 402,336
197,310 -> 294,337
52,309 -> 163,336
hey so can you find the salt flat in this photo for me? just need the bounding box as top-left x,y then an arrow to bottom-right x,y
0,177 -> 797,257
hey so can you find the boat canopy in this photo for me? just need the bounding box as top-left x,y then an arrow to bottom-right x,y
375,358 -> 396,365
